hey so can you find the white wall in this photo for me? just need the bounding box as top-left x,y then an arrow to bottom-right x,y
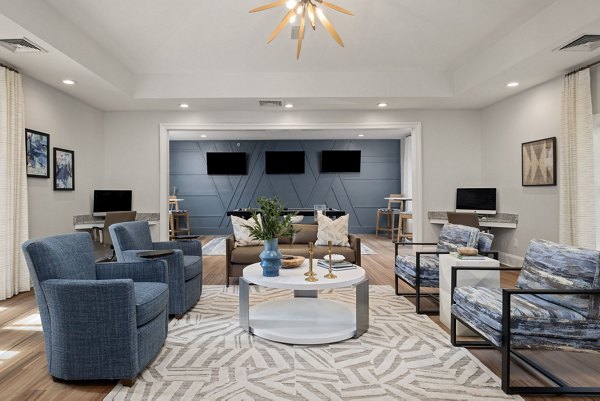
104,110 -> 483,242
23,76 -> 105,238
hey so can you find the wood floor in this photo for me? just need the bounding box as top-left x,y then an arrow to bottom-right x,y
1,234 -> 599,400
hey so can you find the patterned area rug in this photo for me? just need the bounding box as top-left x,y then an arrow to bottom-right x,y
105,286 -> 520,401
202,237 -> 377,256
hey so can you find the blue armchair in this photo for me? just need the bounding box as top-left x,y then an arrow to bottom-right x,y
451,239 -> 600,395
394,223 -> 496,314
21,232 -> 168,385
109,221 -> 202,318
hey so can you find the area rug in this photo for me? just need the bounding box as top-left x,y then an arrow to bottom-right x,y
105,286 -> 520,401
202,237 -> 377,256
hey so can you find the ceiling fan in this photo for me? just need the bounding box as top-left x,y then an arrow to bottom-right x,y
250,0 -> 354,59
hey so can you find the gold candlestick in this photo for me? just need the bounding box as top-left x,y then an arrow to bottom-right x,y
324,240 -> 337,279
305,242 -> 318,282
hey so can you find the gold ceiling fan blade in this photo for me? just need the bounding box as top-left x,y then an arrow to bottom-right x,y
267,9 -> 296,43
316,9 -> 344,47
320,1 -> 354,16
307,3 -> 316,30
297,6 -> 307,59
249,0 -> 287,13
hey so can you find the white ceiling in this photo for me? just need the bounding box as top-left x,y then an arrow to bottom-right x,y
1,0 -> 600,111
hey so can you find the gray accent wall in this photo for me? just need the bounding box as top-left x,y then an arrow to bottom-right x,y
170,139 -> 401,235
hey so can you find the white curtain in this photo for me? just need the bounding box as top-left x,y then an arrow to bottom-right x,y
559,68 -> 595,248
0,66 -> 30,300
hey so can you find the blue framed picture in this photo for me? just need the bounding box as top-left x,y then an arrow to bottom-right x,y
25,129 -> 49,178
53,147 -> 75,190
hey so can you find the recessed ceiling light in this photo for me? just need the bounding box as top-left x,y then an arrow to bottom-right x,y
377,102 -> 388,108
506,82 -> 519,88
357,134 -> 364,137
200,134 -> 207,138
284,103 -> 294,108
62,79 -> 76,85
179,103 -> 189,108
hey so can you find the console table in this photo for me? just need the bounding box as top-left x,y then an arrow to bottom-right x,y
428,211 -> 518,229
73,213 -> 160,230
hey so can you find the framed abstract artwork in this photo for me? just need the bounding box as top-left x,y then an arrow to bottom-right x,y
522,137 -> 556,186
53,147 -> 75,190
25,129 -> 50,178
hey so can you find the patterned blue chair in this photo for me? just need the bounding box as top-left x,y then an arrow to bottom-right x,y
394,223 -> 496,314
21,232 -> 168,385
451,239 -> 600,395
110,221 -> 202,318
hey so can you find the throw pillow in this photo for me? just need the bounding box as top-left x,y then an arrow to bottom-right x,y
231,214 -> 263,247
315,213 -> 350,247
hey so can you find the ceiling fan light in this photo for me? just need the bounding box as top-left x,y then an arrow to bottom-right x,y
286,0 -> 297,10
296,5 -> 303,15
290,14 -> 297,24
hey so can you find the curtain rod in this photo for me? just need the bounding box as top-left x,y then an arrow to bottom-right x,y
0,63 -> 19,74
565,59 -> 600,76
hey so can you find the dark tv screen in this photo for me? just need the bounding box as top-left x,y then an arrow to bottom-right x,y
265,151 -> 305,174
321,150 -> 361,173
207,152 -> 247,175
93,190 -> 132,216
456,188 -> 497,212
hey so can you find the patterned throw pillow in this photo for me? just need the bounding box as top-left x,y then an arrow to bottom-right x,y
315,213 -> 350,247
231,215 -> 263,247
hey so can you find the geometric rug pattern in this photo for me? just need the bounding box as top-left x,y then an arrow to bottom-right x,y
104,285 -> 521,400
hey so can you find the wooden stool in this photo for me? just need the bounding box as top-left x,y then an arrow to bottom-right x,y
375,208 -> 399,238
169,210 -> 190,240
397,212 -> 413,242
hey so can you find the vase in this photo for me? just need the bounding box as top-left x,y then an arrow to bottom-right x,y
260,238 -> 282,277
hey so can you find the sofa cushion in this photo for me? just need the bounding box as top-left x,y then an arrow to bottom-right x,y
292,224 -> 318,244
230,244 -> 357,264
315,213 -> 350,247
231,215 -> 263,247
395,254 -> 439,287
230,246 -> 262,265
134,282 -> 169,326
183,255 -> 201,281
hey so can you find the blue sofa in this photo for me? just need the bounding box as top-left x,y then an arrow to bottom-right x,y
110,221 -> 202,318
21,232 -> 168,385
451,238 -> 600,395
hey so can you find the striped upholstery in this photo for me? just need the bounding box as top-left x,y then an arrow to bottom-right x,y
436,223 -> 480,252
478,232 -> 494,253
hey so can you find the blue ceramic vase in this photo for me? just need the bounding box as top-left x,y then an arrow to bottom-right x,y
260,238 -> 282,277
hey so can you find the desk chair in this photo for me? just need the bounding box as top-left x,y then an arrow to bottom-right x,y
93,211 -> 137,260
447,212 -> 480,230
375,193 -> 403,238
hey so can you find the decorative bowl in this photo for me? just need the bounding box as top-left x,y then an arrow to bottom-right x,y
281,255 -> 305,268
457,246 -> 478,256
323,254 -> 345,263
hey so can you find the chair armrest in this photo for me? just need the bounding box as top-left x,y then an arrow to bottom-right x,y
450,266 -> 522,305
394,241 -> 437,257
96,260 -> 168,283
348,234 -> 361,266
154,240 -> 201,257
503,288 -> 600,296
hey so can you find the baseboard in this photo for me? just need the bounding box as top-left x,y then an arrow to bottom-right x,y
499,251 -> 523,267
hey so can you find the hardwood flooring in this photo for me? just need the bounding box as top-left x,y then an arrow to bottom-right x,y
0,234 -> 598,400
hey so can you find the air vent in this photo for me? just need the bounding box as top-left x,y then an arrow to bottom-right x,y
258,99 -> 283,107
0,37 -> 46,53
558,35 -> 600,52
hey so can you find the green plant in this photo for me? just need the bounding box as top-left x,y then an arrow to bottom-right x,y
243,196 -> 297,240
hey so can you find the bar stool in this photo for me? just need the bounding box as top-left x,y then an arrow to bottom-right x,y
168,196 -> 190,240
375,194 -> 403,238
397,212 -> 413,242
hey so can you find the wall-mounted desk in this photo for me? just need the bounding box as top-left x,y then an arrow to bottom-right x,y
428,211 -> 518,229
73,213 -> 160,230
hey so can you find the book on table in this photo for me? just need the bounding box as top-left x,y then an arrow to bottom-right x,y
317,260 -> 356,270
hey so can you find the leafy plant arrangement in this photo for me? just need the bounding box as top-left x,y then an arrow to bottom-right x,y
243,196 -> 298,240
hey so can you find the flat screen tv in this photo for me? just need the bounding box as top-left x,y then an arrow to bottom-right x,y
206,152 -> 247,175
456,188 -> 496,215
265,151 -> 305,174
321,150 -> 361,173
93,190 -> 132,217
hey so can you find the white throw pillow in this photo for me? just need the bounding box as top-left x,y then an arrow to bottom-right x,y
315,213 -> 350,247
231,214 -> 263,247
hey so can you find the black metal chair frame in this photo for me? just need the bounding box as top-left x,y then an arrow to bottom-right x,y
450,265 -> 600,396
394,240 -> 498,315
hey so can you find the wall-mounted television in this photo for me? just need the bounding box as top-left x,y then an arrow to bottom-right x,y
206,152 -> 247,175
265,151 -> 305,174
456,188 -> 496,215
321,150 -> 361,173
93,190 -> 132,217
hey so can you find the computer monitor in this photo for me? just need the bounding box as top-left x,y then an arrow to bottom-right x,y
93,190 -> 133,217
455,188 -> 496,215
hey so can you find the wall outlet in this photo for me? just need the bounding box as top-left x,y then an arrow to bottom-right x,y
513,238 -> 518,248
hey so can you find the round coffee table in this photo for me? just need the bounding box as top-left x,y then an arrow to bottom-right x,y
239,261 -> 369,345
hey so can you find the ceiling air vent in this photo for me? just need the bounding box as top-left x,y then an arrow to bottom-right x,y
0,37 -> 46,53
558,35 -> 600,52
258,99 -> 283,107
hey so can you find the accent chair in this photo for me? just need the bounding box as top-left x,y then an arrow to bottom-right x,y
451,238 -> 600,395
110,221 -> 203,318
21,232 -> 168,385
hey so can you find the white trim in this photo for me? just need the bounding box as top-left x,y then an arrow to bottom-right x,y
499,252 -> 524,267
158,122 -> 424,242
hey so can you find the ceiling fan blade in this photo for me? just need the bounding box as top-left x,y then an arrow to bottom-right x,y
297,6 -> 307,59
267,9 -> 296,43
307,3 -> 316,30
320,1 -> 354,16
316,9 -> 344,47
249,0 -> 287,13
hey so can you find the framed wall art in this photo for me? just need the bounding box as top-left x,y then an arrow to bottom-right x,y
53,147 -> 75,190
522,137 -> 556,186
25,129 -> 50,178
